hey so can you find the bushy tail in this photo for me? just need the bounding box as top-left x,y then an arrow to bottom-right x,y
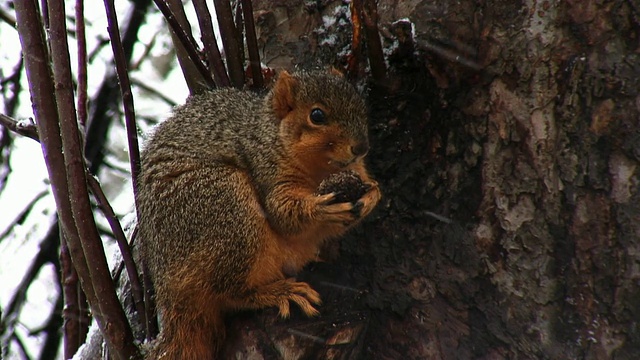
145,303 -> 225,360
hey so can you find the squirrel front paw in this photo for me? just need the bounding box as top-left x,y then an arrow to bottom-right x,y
313,193 -> 358,224
354,181 -> 381,218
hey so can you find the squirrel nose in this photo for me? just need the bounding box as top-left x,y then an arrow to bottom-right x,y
351,141 -> 369,157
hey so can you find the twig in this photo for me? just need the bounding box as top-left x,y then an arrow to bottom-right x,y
130,32 -> 157,71
15,0 -> 139,357
192,0 -> 230,87
0,113 -> 39,141
163,0 -> 209,94
362,0 -> 386,82
87,37 -> 110,62
0,223 -> 58,356
348,0 -> 365,79
34,289 -> 63,359
50,0 -> 139,357
60,230 -> 90,360
84,0 -> 151,172
1,105 -> 143,359
130,78 -> 178,107
86,174 -> 146,337
141,239 -> 159,340
104,0 -> 142,204
0,189 -> 47,242
241,0 -> 263,88
154,0 -> 215,91
213,0 -> 245,88
1,57 -> 24,117
235,1 -> 245,64
10,332 -> 31,360
2,95 -> 146,358
76,0 -> 88,128
0,7 -> 17,28
0,126 -> 11,194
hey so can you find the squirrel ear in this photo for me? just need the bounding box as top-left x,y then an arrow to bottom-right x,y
272,70 -> 298,120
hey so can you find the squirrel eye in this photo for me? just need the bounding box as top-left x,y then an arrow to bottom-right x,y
309,108 -> 327,125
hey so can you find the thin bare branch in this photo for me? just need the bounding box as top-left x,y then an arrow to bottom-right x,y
2,105 -> 144,357
214,0 -> 245,88
0,114 -> 39,141
0,227 -> 58,350
235,1 -> 244,63
1,57 -> 24,117
104,0 -> 142,204
241,0 -> 263,88
84,0 -> 151,173
130,78 -> 177,107
50,0 -> 139,357
154,0 -> 215,92
86,174 -> 146,336
348,0 -> 365,78
362,0 -> 386,82
0,189 -> 47,242
10,332 -> 31,360
0,126 -> 11,194
15,0 -> 139,357
76,0 -> 88,128
192,0 -> 230,87
36,289 -> 63,360
60,231 -> 90,360
141,234 -> 159,340
131,32 -> 160,71
0,7 -> 17,28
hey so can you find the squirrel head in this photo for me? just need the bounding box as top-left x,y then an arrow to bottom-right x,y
270,70 -> 369,182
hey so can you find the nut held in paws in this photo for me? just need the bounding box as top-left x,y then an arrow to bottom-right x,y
316,170 -> 370,204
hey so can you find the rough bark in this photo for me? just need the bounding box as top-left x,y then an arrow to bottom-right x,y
219,1 -> 640,359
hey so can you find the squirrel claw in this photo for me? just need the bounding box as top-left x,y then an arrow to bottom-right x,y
317,192 -> 337,205
276,279 -> 322,318
351,200 -> 364,217
356,183 -> 382,218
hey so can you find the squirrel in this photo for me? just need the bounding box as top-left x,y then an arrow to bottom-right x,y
136,69 -> 381,359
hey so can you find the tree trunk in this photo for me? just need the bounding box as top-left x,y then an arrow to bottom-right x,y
220,1 -> 640,359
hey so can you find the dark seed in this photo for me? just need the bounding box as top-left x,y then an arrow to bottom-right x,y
316,170 -> 370,204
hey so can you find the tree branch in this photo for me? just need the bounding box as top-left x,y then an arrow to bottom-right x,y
75,0 -> 88,128
87,174 -> 146,337
0,226 -> 58,355
348,0 -> 365,78
48,0 -> 139,357
104,0 -> 142,205
84,0 -> 151,173
0,6 -> 17,28
15,0 -> 139,357
130,78 -> 178,107
214,0 -> 245,88
0,114 -> 38,141
362,0 -> 386,82
60,230 -> 90,360
0,110 -> 145,358
192,0 -> 230,87
241,0 -> 263,88
154,0 -> 215,93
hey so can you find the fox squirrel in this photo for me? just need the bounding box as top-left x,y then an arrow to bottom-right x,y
137,69 -> 381,359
